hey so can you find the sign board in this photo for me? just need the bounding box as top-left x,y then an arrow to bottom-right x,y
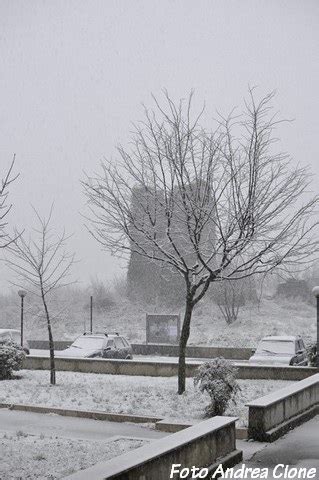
146,314 -> 181,344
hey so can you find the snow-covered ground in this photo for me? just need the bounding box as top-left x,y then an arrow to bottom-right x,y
0,430 -> 145,480
0,370 -> 293,427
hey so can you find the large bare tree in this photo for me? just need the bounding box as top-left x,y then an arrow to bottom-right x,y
1,156 -> 19,248
7,206 -> 75,385
83,90 -> 319,393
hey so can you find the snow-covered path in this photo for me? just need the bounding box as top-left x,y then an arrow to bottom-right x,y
0,408 -> 167,479
236,416 -> 319,479
0,408 -> 167,441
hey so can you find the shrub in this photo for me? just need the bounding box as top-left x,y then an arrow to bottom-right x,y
194,357 -> 240,417
306,343 -> 318,367
0,341 -> 25,380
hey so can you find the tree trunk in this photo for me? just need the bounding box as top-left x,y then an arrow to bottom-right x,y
42,294 -> 56,385
178,298 -> 193,394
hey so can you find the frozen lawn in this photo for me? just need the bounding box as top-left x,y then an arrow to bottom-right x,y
0,370 -> 293,427
0,431 -> 145,480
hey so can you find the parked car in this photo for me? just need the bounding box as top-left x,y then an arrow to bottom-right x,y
58,332 -> 133,359
249,335 -> 308,366
0,329 -> 30,354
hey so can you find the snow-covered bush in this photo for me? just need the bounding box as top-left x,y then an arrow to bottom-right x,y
0,341 -> 25,380
194,358 -> 240,417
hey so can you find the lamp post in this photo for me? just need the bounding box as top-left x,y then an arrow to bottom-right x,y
90,295 -> 93,334
18,290 -> 27,347
312,286 -> 319,367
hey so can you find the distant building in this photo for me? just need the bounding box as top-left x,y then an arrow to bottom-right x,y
276,279 -> 311,302
127,183 -> 216,304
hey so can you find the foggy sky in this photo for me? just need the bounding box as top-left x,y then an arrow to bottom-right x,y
1,0 -> 318,290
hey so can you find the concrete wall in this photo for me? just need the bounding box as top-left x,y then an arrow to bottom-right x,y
28,340 -> 72,350
133,343 -> 252,360
63,416 -> 242,480
247,373 -> 319,441
24,355 -> 318,381
28,340 -> 253,359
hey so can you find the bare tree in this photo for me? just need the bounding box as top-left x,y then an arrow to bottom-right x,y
213,275 -> 256,324
82,90 -> 319,394
212,259 -> 257,324
6,206 -> 75,385
1,155 -> 19,248
214,280 -> 243,324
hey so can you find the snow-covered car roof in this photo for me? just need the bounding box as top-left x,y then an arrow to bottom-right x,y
80,332 -> 123,338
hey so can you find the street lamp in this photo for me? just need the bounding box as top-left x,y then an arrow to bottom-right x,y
18,290 -> 27,347
90,295 -> 93,334
311,286 -> 319,368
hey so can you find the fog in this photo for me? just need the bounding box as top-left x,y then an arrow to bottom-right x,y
1,0 -> 318,290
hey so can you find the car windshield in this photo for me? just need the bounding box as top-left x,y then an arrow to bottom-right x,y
71,337 -> 104,350
257,340 -> 295,355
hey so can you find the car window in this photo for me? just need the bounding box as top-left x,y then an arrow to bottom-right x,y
121,337 -> 130,347
257,340 -> 295,354
118,337 -> 127,348
114,337 -> 124,349
106,339 -> 115,349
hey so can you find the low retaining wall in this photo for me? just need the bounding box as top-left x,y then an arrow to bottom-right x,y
132,343 -> 252,360
28,340 -> 253,359
234,364 -> 318,381
24,355 -> 318,381
0,403 -> 162,424
63,416 -> 242,480
29,340 -> 72,350
247,373 -> 319,441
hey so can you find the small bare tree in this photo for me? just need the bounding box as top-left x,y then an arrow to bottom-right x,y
212,263 -> 257,324
214,280 -> 243,324
7,206 -> 75,385
83,90 -> 319,393
1,156 -> 19,248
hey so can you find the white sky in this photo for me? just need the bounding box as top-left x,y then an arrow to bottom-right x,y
0,0 -> 318,290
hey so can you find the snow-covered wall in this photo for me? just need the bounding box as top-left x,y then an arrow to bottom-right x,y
63,416 -> 241,480
247,373 -> 319,441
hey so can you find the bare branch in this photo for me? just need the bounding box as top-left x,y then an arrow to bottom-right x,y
0,155 -> 20,248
